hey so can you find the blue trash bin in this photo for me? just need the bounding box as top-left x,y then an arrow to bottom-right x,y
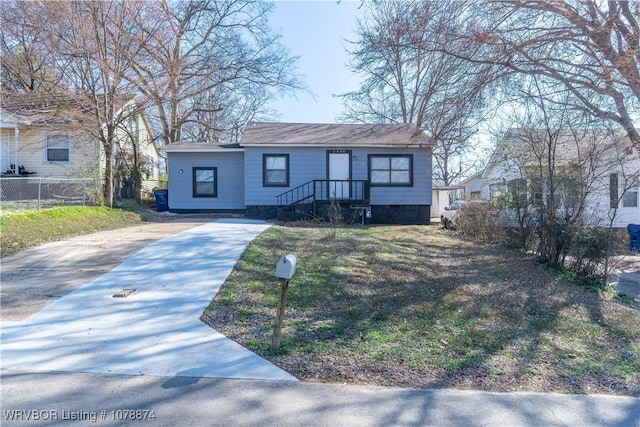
154,189 -> 169,212
628,224 -> 640,252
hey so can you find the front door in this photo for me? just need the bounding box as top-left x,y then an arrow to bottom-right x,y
327,150 -> 351,199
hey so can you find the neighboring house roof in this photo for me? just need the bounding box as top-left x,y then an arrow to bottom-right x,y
433,185 -> 462,190
483,128 -> 636,179
0,110 -> 29,128
456,171 -> 484,187
240,122 -> 432,147
0,92 -> 137,127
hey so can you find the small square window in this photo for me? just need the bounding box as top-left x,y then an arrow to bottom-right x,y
490,183 -> 507,200
263,154 -> 289,187
193,167 -> 217,198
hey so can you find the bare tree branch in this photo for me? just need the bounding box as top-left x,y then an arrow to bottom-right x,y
456,0 -> 640,147
127,0 -> 302,145
338,0 -> 497,185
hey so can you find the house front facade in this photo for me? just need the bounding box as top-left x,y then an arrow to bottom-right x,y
0,93 -> 162,196
163,122 -> 434,224
480,129 -> 640,228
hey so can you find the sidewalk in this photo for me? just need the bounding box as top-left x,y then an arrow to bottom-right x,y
1,219 -> 295,381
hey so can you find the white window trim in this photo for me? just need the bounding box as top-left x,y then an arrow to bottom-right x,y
621,187 -> 639,208
43,132 -> 72,163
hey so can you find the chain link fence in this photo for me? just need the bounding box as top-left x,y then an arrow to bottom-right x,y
0,177 -> 99,212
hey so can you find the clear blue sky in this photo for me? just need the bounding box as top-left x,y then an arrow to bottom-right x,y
268,1 -> 363,123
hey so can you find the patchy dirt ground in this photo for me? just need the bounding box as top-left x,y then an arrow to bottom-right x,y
202,225 -> 640,397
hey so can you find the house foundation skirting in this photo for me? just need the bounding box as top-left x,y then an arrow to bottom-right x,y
370,205 -> 430,225
246,205 -> 279,219
169,208 -> 246,214
246,204 -> 431,225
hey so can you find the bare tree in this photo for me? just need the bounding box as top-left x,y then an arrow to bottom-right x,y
128,0 -> 301,145
462,0 -> 640,148
40,0 -> 149,204
339,0 -> 496,185
182,83 -> 277,143
492,74 -> 638,280
3,0 -> 300,201
0,0 -> 64,91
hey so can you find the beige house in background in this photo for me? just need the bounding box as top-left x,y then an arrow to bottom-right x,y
0,92 -> 162,196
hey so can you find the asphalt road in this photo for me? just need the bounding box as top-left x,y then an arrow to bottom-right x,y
2,370 -> 639,427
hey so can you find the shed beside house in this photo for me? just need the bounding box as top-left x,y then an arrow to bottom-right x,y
431,186 -> 461,220
163,122 -> 434,224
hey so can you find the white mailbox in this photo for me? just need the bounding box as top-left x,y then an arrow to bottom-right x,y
275,254 -> 297,280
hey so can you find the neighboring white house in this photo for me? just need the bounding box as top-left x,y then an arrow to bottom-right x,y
0,92 -> 162,196
455,171 -> 484,201
480,129 -> 640,228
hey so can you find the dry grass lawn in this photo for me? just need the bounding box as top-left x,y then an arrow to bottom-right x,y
202,225 -> 640,396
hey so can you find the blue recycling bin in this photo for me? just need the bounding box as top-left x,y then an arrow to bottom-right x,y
628,224 -> 640,252
154,189 -> 169,212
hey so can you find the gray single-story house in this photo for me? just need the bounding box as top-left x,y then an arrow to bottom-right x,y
162,122 -> 434,224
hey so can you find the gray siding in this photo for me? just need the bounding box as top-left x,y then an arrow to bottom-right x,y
244,146 -> 432,206
167,151 -> 244,210
366,147 -> 432,205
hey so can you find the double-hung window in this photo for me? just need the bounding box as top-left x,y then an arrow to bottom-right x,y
263,154 -> 289,187
368,154 -> 413,186
193,167 -> 217,198
610,173 -> 638,208
45,133 -> 71,162
489,183 -> 507,201
622,187 -> 639,208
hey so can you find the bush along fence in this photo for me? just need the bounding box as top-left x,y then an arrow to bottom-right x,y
0,177 -> 98,211
454,200 -> 631,289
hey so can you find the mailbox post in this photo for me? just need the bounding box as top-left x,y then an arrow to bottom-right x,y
272,254 -> 297,350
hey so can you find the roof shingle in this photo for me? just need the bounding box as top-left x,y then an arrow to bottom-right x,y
240,122 -> 431,147
0,92 -> 136,126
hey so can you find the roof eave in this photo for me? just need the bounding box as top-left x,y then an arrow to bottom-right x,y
240,143 -> 432,148
161,146 -> 245,153
0,110 -> 30,127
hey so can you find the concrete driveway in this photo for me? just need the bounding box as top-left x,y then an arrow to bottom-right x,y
611,254 -> 640,300
1,218 -> 210,321
0,219 -> 296,382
